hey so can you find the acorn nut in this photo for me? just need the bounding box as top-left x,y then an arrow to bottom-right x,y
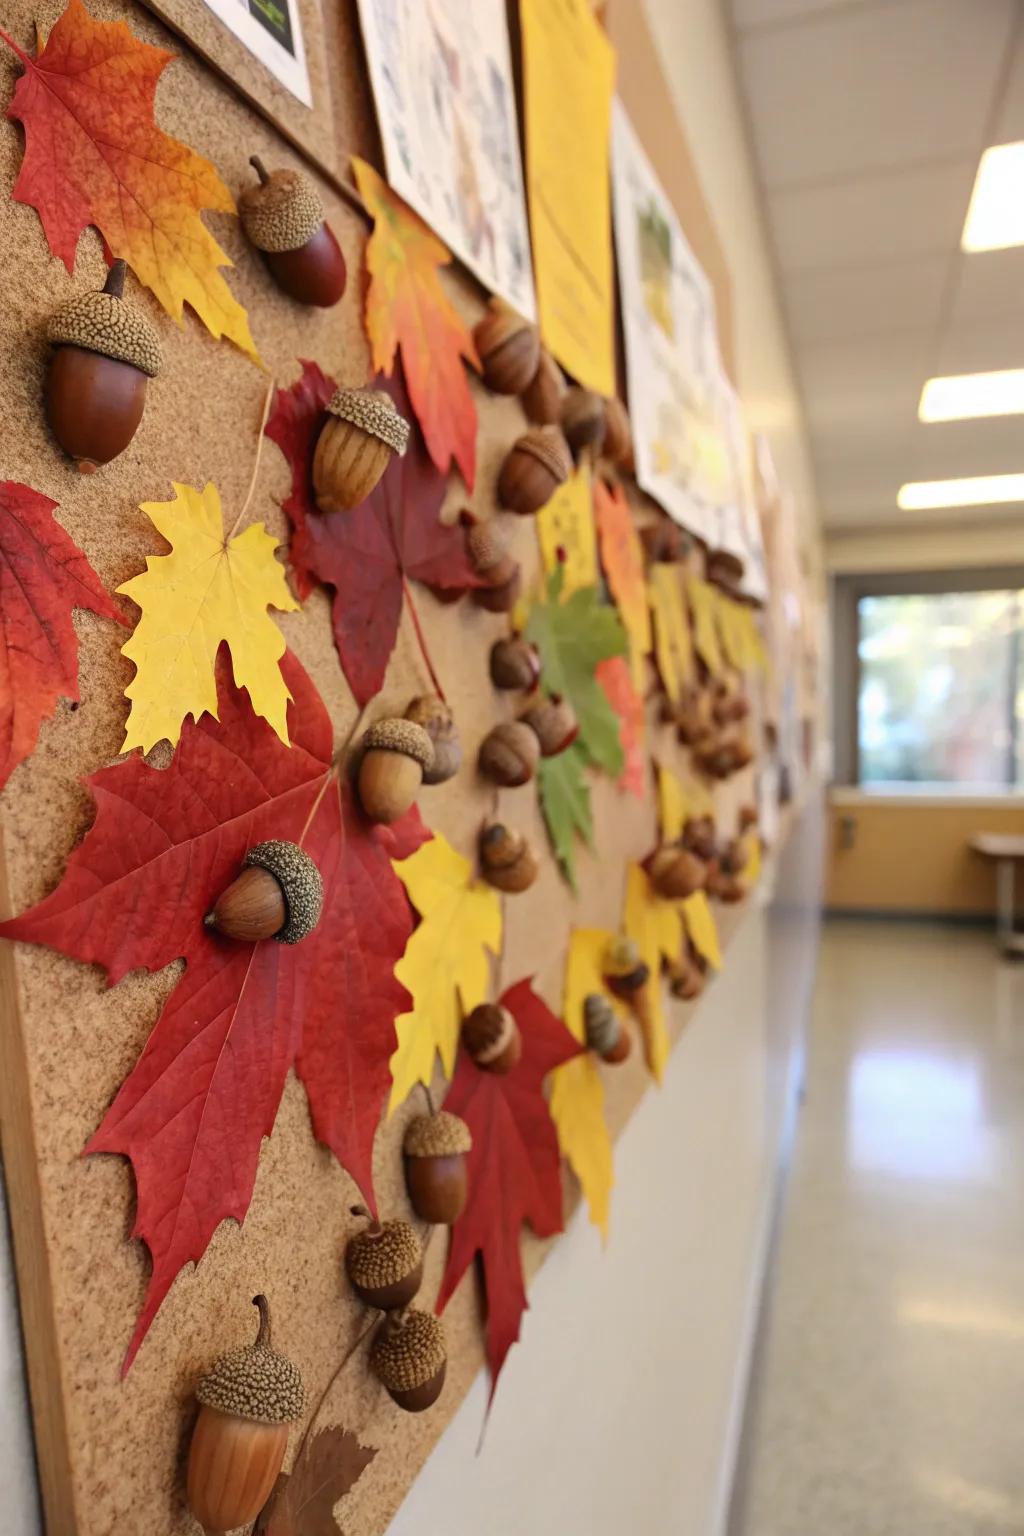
473,299 -> 541,395
490,635 -> 541,691
561,387 -> 606,460
521,346 -> 567,425
186,1295 -> 304,1535
462,1002 -> 522,1075
403,1111 -> 472,1225
405,695 -> 461,785
583,993 -> 631,1065
240,156 -> 346,307
641,519 -> 688,564
478,720 -> 540,787
46,260 -> 161,474
370,1308 -> 447,1413
603,935 -> 651,998
683,815 -> 718,862
479,822 -> 540,894
465,518 -> 522,613
313,387 -> 409,513
345,1209 -> 423,1310
206,840 -> 323,944
521,693 -> 579,757
498,426 -> 572,516
647,844 -> 708,900
358,718 -> 434,823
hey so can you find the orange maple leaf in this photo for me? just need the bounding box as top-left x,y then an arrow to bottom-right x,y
352,158 -> 479,490
1,0 -> 258,360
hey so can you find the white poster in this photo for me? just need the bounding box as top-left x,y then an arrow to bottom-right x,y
611,99 -> 730,545
717,376 -> 769,603
202,0 -> 312,105
356,0 -> 536,319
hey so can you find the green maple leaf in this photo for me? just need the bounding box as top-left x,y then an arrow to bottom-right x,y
537,743 -> 594,892
524,566 -> 628,777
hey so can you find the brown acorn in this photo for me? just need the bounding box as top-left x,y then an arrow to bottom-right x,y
641,518 -> 688,564
675,684 -> 715,746
668,948 -> 707,1001
206,840 -> 323,944
403,1110 -> 472,1225
498,426 -> 572,515
371,1308 -> 446,1412
603,396 -> 634,470
474,299 -> 541,394
479,822 -> 540,894
240,156 -> 346,307
707,547 -> 745,589
583,993 -> 631,1065
313,388 -> 409,513
462,1002 -> 522,1074
521,693 -> 579,757
345,1209 -> 423,1310
490,635 -> 541,691
739,803 -> 758,832
646,844 -> 707,900
683,815 -> 718,862
521,346 -> 567,424
478,720 -> 540,786
405,695 -> 461,785
358,718 -> 434,822
707,858 -> 745,904
465,517 -> 523,613
186,1295 -> 304,1536
46,261 -> 162,474
561,387 -> 606,460
602,935 -> 654,1042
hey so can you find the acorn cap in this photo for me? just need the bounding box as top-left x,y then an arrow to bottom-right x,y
195,1296 -> 304,1425
604,935 -> 644,979
244,840 -> 323,944
240,159 -> 325,253
583,993 -> 621,1057
345,1219 -> 422,1294
465,518 -> 510,576
326,388 -> 410,456
363,717 -> 434,770
371,1309 -> 446,1394
515,425 -> 572,484
48,279 -> 162,377
403,1110 -> 472,1158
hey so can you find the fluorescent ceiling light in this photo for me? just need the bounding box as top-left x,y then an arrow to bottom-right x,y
898,474 -> 1024,510
919,369 -> 1024,422
962,141 -> 1024,251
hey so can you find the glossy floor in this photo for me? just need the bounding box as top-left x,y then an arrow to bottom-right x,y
733,919 -> 1024,1536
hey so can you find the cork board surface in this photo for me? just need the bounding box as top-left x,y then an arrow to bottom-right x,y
0,4 -> 755,1533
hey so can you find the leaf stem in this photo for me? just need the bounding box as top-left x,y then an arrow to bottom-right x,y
227,377 -> 277,541
402,578 -> 446,703
0,25 -> 31,65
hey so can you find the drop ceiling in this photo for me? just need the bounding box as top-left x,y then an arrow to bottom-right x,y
731,0 -> 1024,531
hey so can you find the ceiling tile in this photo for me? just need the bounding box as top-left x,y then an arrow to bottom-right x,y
995,26 -> 1024,140
797,329 -> 932,432
783,257 -> 948,344
768,161 -> 975,271
948,249 -> 1024,326
934,315 -> 1024,375
738,0 -> 1016,190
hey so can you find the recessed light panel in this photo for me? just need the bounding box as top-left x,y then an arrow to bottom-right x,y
962,142 -> 1024,252
919,370 -> 1024,422
898,475 -> 1024,510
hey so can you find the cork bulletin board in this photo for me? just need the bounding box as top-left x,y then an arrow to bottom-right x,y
0,2 -> 761,1533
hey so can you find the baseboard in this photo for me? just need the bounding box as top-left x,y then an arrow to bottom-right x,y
824,907 -> 995,928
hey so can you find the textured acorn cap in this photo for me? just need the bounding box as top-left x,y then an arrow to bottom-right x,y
363,717 -> 434,770
514,425 -> 572,483
326,388 -> 410,456
195,1299 -> 304,1425
244,840 -> 323,944
346,1220 -> 422,1293
584,993 -> 621,1056
465,518 -> 510,575
604,935 -> 643,978
371,1309 -> 446,1394
48,289 -> 162,377
403,1110 -> 472,1158
240,161 -> 325,253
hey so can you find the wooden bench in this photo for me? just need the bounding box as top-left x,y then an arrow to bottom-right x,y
970,834 -> 1024,955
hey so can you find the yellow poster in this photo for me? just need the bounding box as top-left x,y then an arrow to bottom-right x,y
520,0 -> 616,396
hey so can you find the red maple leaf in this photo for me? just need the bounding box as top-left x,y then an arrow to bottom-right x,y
436,980 -> 581,1396
0,651 -> 428,1371
0,480 -> 127,791
266,362 -> 481,705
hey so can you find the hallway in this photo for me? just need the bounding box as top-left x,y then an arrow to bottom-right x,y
734,920 -> 1024,1535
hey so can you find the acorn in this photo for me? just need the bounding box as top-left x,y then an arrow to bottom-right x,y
707,547 -> 745,589
603,396 -> 634,470
739,803 -> 758,832
521,346 -> 567,424
683,815 -> 718,862
676,685 -> 715,745
239,156 -> 346,307
708,859 -> 745,904
186,1295 -> 304,1536
479,822 -> 540,894
358,718 -> 434,823
46,260 -> 162,474
602,935 -> 654,1048
641,518 -> 688,564
403,1110 -> 472,1225
370,1308 -> 446,1413
464,518 -> 523,614
647,844 -> 707,900
583,993 -> 631,1065
498,426 -> 572,515
405,695 -> 461,785
478,720 -> 540,786
561,387 -> 606,460
345,1209 -> 423,1310
313,387 -> 409,513
205,840 -> 323,944
473,299 -> 540,395
521,693 -> 579,757
490,635 -> 541,691
462,1002 -> 522,1074
668,950 -> 707,1002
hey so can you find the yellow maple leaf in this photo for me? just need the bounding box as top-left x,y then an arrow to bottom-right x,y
536,464 -> 598,594
623,863 -> 683,1082
550,928 -> 617,1238
657,764 -> 691,842
389,835 -> 503,1111
118,482 -> 297,753
687,575 -> 725,675
648,564 -> 694,703
681,890 -> 722,970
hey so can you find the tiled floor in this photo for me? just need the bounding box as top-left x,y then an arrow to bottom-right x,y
733,919 -> 1024,1535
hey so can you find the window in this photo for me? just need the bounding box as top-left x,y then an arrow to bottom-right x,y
856,589 -> 1024,788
